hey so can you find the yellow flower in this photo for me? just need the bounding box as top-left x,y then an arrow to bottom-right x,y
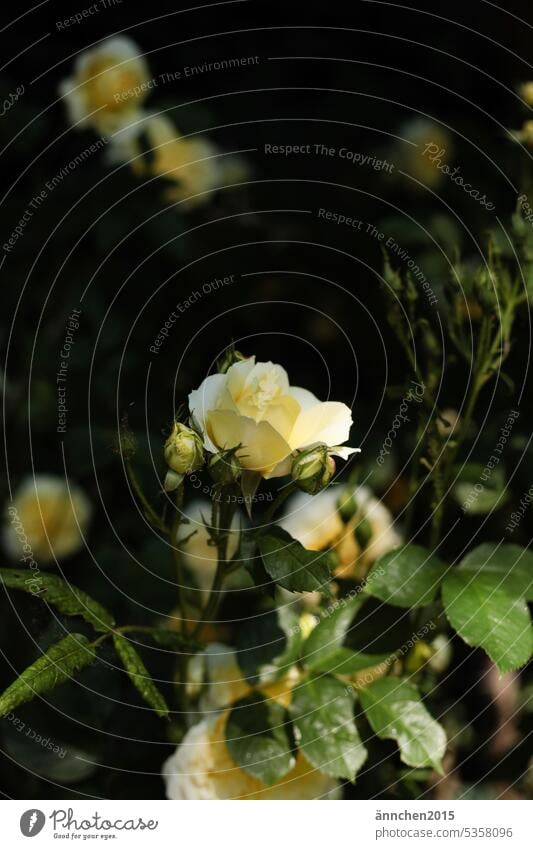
519,81 -> 533,106
59,37 -> 150,135
197,642 -> 299,714
162,712 -> 340,799
113,114 -> 247,208
281,485 -> 401,580
514,120 -> 533,147
197,643 -> 250,714
397,118 -> 454,189
175,500 -> 240,598
189,356 -> 357,479
5,475 -> 91,563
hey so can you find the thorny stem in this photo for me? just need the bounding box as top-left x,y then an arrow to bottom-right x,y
169,484 -> 188,712
427,290 -> 520,548
192,489 -> 237,638
404,418 -> 426,538
170,485 -> 186,630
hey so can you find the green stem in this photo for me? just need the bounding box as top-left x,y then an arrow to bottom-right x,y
192,489 -> 237,637
126,459 -> 169,534
404,418 -> 425,538
170,485 -> 186,629
169,485 -> 188,712
427,298 -> 517,548
262,482 -> 297,525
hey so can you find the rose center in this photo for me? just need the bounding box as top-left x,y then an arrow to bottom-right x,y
246,372 -> 283,411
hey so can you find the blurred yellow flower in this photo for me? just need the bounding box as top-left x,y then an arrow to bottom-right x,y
519,81 -> 533,107
164,637 -> 327,798
196,642 -> 250,714
189,356 -> 356,479
196,641 -> 299,714
5,475 -> 91,563
113,113 -> 248,208
281,485 -> 401,580
162,712 -> 339,799
514,120 -> 533,147
397,118 -> 454,189
59,37 -> 150,135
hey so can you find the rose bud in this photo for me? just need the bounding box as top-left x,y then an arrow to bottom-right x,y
164,422 -> 204,475
217,346 -> 247,374
291,444 -> 335,495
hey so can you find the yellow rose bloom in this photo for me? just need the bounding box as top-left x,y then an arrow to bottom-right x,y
281,485 -> 401,580
59,37 -> 150,135
189,356 -> 357,479
5,475 -> 91,563
164,639 -> 331,799
162,712 -> 340,799
112,113 -> 248,208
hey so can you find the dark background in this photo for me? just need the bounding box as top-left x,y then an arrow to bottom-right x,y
1,0 -> 532,799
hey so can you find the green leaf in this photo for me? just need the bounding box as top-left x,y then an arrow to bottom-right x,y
237,605 -> 302,685
457,544 -> 533,601
442,571 -> 533,672
133,628 -> 202,652
307,646 -> 393,675
113,634 -> 169,718
359,678 -> 446,772
452,464 -> 508,515
0,568 -> 114,632
0,634 -> 96,717
258,526 -> 332,595
365,545 -> 446,608
290,675 -> 367,780
225,694 -> 294,785
302,593 -> 390,673
302,593 -> 372,674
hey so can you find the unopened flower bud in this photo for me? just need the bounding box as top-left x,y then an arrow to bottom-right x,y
473,268 -> 497,310
337,489 -> 359,522
217,346 -> 247,374
291,444 -> 335,494
354,515 -> 374,550
164,422 -> 204,475
208,450 -> 241,485
404,641 -> 433,674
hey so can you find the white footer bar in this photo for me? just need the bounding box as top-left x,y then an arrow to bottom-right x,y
3,799 -> 532,848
